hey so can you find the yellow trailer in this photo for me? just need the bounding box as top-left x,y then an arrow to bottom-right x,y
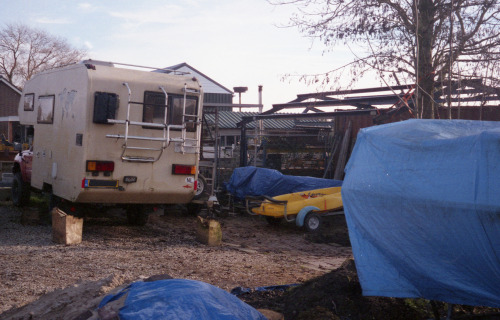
246,186 -> 343,232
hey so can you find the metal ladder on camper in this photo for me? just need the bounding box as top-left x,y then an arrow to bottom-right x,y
106,82 -> 201,162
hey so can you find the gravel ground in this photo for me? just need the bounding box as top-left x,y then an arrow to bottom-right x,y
0,202 -> 352,315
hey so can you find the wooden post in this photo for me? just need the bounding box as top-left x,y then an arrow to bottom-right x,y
7,121 -> 13,143
334,120 -> 352,180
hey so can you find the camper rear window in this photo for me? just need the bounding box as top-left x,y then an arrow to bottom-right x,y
142,92 -> 197,132
93,92 -> 118,124
171,96 -> 197,132
143,91 -> 167,126
37,95 -> 55,124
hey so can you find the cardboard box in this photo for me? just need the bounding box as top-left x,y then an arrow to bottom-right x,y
52,208 -> 83,245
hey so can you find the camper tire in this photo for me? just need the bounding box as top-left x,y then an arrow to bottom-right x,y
193,175 -> 208,200
126,205 -> 149,226
304,212 -> 321,233
12,172 -> 30,207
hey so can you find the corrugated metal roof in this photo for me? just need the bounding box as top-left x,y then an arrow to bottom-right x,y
204,111 -> 333,130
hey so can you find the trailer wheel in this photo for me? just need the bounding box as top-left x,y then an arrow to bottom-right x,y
126,205 -> 149,226
304,212 -> 321,233
12,172 -> 30,207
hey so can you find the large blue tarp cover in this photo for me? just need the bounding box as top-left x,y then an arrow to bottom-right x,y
342,119 -> 500,307
98,279 -> 266,320
225,166 -> 342,199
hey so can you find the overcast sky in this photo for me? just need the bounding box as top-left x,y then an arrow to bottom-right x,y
1,0 -> 364,110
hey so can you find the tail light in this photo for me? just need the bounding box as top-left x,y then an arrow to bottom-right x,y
86,160 -> 114,172
172,164 -> 196,175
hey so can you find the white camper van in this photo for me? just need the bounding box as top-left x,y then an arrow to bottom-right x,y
13,61 -> 203,224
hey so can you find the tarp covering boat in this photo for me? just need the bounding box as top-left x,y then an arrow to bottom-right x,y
342,119 -> 500,307
225,166 -> 342,199
98,279 -> 266,320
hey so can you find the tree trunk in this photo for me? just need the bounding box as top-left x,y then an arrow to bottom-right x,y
417,0 -> 436,119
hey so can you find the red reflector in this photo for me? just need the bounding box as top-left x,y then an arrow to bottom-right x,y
172,164 -> 195,175
194,180 -> 198,191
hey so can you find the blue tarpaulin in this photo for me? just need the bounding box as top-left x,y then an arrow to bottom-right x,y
225,166 -> 342,199
98,279 -> 266,320
342,119 -> 500,307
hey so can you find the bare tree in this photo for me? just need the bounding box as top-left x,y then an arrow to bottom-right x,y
273,0 -> 500,119
0,23 -> 86,88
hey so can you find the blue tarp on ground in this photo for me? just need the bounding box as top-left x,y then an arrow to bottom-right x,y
342,119 -> 500,307
225,166 -> 342,199
98,279 -> 266,320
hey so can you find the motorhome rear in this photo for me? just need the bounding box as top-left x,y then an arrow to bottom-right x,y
14,61 -> 203,223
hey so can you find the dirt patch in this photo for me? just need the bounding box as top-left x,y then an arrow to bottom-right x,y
237,259 -> 421,320
0,202 -> 351,318
238,255 -> 500,320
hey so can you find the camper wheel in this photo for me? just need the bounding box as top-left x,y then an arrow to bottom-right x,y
304,212 -> 321,233
126,205 -> 149,226
193,175 -> 208,200
12,173 -> 30,207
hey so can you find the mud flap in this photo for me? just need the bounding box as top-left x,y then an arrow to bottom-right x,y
295,206 -> 320,227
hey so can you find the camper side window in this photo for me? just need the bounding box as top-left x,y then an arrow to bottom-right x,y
143,91 -> 167,127
171,96 -> 197,132
37,95 -> 55,124
93,92 -> 118,124
24,94 -> 34,111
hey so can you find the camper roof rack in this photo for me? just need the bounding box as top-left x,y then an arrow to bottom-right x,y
80,60 -> 191,75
